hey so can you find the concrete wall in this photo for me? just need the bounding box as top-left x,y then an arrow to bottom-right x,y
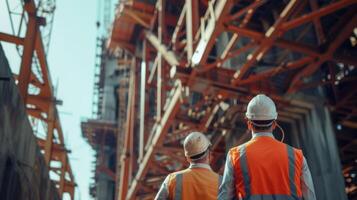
101,56 -> 120,121
0,45 -> 60,200
288,100 -> 347,200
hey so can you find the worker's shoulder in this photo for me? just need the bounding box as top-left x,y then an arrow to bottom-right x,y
284,143 -> 301,150
227,146 -> 239,157
169,168 -> 190,177
208,171 -> 222,181
163,169 -> 188,189
285,143 -> 304,156
226,144 -> 245,161
227,141 -> 253,154
212,171 -> 222,178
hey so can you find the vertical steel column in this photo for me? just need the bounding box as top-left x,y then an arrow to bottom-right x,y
156,0 -> 164,122
144,46 -> 150,146
130,58 -> 138,182
118,57 -> 135,200
18,10 -> 38,102
59,153 -> 67,198
186,0 -> 199,64
191,0 -> 233,66
45,103 -> 55,165
139,41 -> 147,161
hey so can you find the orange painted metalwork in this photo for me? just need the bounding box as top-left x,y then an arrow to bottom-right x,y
0,0 -> 75,199
103,0 -> 357,199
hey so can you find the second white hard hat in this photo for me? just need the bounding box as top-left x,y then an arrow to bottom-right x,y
245,94 -> 278,121
184,132 -> 211,158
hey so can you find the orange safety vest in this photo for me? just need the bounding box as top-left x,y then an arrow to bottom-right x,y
167,167 -> 221,200
229,136 -> 303,200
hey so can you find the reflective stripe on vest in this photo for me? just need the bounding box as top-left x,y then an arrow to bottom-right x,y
243,195 -> 302,200
240,144 -> 251,197
287,145 -> 297,198
218,175 -> 223,186
174,174 -> 183,200
174,173 -> 222,200
237,143 -> 301,200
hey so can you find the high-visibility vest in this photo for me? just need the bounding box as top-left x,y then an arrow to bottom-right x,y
167,167 -> 221,200
229,136 -> 303,200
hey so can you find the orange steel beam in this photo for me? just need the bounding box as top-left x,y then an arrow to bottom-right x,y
186,0 -> 235,87
0,32 -> 24,45
126,81 -> 182,199
199,43 -> 256,72
225,25 -> 355,66
292,75 -> 357,92
288,12 -> 357,92
309,0 -> 326,45
281,0 -> 356,31
109,0 -> 357,198
157,0 -> 164,122
225,0 -> 266,22
18,12 -> 38,102
231,0 -> 301,82
200,0 -> 261,73
122,7 -> 151,28
1,1 -> 76,199
45,103 -> 55,164
139,41 -> 146,161
59,153 -> 68,198
191,0 -> 234,66
237,57 -> 315,86
171,3 -> 186,50
118,58 -> 136,200
131,58 -> 139,192
185,0 -> 199,63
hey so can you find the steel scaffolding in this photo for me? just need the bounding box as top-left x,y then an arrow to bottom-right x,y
90,0 -> 357,199
0,0 -> 75,199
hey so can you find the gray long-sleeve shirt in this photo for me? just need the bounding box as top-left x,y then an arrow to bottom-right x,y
218,132 -> 316,200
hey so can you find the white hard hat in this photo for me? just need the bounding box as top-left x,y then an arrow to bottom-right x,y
245,94 -> 278,121
184,132 -> 211,158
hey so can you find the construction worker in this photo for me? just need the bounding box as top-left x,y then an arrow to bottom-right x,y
155,132 -> 221,200
218,94 -> 316,200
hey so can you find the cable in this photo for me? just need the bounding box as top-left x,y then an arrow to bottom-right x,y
276,123 -> 285,142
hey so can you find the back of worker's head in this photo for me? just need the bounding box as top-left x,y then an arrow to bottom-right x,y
184,132 -> 211,163
245,94 -> 278,133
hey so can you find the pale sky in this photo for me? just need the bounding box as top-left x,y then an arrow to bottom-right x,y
0,0 -> 103,199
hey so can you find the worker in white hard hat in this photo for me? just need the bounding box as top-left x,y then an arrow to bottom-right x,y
155,132 -> 222,200
218,94 -> 316,200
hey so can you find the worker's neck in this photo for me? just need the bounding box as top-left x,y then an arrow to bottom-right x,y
251,127 -> 272,134
189,162 -> 212,170
191,160 -> 209,165
251,131 -> 275,139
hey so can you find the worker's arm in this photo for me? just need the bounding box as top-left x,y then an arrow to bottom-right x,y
154,175 -> 170,200
218,153 -> 237,200
301,157 -> 317,200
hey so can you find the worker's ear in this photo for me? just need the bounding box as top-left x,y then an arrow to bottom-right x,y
247,120 -> 253,131
186,157 -> 191,163
271,120 -> 277,130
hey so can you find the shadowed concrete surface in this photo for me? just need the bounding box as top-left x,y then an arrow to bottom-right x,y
0,45 -> 60,200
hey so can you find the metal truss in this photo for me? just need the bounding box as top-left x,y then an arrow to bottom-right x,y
105,0 -> 357,199
0,0 -> 75,199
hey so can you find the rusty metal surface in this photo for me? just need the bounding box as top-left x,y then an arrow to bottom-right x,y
0,0 -> 75,199
92,0 -> 357,199
0,45 -> 61,200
